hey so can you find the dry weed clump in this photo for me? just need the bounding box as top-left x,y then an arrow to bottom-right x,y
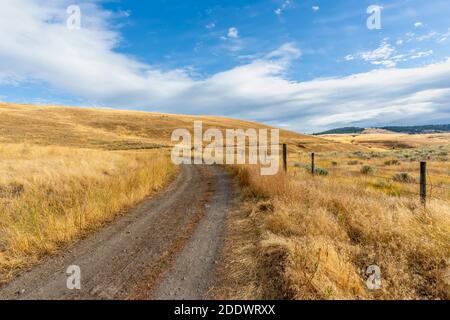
0,143 -> 176,282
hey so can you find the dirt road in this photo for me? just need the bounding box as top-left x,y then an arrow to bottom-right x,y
0,165 -> 235,300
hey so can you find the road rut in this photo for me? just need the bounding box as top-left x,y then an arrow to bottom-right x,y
0,165 -> 235,300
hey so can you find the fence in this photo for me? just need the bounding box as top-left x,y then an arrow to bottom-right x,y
167,141 -> 449,203
280,144 -> 450,204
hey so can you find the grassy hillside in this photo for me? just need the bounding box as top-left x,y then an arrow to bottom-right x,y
0,103 -> 359,152
320,132 -> 450,150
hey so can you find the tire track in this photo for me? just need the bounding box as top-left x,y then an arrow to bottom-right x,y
0,165 -> 235,300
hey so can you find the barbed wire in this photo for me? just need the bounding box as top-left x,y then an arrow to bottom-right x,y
130,144 -> 450,194
331,170 -> 450,190
293,162 -> 450,200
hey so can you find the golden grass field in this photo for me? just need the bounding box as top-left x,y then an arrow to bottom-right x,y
212,130 -> 450,300
321,131 -> 450,150
0,144 -> 176,283
1,103 -> 449,300
0,102 -> 351,284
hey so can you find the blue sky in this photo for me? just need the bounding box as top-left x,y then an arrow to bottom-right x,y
1,0 -> 450,132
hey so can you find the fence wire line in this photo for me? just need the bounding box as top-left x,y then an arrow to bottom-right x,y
165,144 -> 450,192
293,156 -> 450,201
318,168 -> 450,190
299,169 -> 448,200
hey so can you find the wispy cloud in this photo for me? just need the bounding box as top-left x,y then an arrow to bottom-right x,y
227,27 -> 239,38
345,41 -> 435,68
274,0 -> 291,16
401,28 -> 450,44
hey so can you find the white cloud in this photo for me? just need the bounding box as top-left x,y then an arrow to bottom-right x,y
0,0 -> 192,106
0,0 -> 449,132
414,22 -> 423,27
227,27 -> 239,38
312,6 -> 320,12
344,55 -> 355,61
275,1 -> 291,15
398,28 -> 450,44
416,31 -> 438,41
345,41 -> 434,68
360,42 -> 395,63
359,42 -> 397,67
410,49 -> 433,59
439,28 -> 450,42
206,22 -> 216,29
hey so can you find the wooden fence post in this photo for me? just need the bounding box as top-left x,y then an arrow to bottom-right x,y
420,161 -> 427,204
283,144 -> 287,173
311,153 -> 315,175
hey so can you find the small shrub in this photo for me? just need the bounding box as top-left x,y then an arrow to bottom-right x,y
0,183 -> 24,198
295,163 -> 329,176
314,168 -> 329,176
360,165 -> 374,175
369,179 -> 402,196
371,179 -> 389,189
331,161 -> 338,167
353,151 -> 369,160
384,160 -> 400,166
347,160 -> 358,165
393,173 -> 415,183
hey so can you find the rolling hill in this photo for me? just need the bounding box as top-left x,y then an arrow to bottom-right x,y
0,103 -> 359,152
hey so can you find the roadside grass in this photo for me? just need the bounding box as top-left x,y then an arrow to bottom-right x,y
217,163 -> 450,300
289,146 -> 450,201
0,143 -> 176,283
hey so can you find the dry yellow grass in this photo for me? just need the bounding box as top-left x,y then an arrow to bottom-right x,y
321,132 -> 450,150
0,143 -> 176,283
217,164 -> 450,300
215,136 -> 449,300
0,102 -> 359,152
290,146 -> 450,201
1,102 -> 358,285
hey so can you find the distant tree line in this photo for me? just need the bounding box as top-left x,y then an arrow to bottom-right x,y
314,124 -> 450,135
314,127 -> 365,135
